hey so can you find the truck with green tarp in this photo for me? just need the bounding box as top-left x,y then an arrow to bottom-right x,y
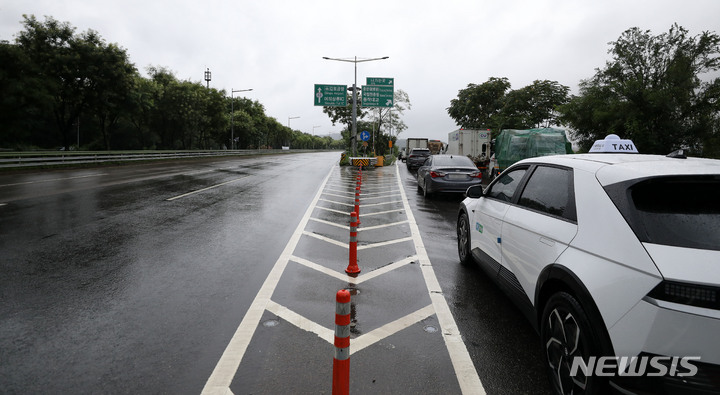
488,128 -> 573,179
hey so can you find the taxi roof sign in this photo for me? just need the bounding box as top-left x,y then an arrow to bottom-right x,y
589,134 -> 638,153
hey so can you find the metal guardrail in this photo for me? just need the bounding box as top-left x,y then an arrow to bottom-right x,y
0,150 -> 316,169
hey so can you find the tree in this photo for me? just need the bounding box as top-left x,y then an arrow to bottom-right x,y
2,15 -> 315,151
367,89 -> 411,155
15,15 -> 137,150
127,74 -> 160,149
501,80 -> 570,129
447,77 -> 570,132
82,35 -> 138,150
0,40 -> 52,148
559,24 -> 720,156
447,77 -> 511,129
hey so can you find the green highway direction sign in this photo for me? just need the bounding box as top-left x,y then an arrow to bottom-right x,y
361,85 -> 394,108
314,84 -> 347,107
366,77 -> 394,86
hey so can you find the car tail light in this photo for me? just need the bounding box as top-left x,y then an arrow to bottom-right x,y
469,171 -> 483,179
647,281 -> 719,310
430,171 -> 446,178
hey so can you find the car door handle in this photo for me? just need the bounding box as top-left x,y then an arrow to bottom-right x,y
539,237 -> 555,247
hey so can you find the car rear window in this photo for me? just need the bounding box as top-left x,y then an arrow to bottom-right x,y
605,176 -> 720,251
433,156 -> 475,167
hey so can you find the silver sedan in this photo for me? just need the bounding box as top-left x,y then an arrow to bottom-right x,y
416,155 -> 482,197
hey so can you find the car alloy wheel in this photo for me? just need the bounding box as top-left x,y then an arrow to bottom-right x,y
541,292 -> 606,395
457,213 -> 472,265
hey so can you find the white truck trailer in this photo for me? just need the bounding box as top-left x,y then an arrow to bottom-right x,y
446,129 -> 491,158
405,137 -> 429,155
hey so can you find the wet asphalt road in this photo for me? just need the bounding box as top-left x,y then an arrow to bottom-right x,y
0,152 -> 550,394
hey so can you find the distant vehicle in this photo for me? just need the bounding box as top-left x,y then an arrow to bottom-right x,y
428,140 -> 445,155
446,129 -> 492,176
446,129 -> 491,158
406,148 -> 431,170
416,155 -> 482,197
488,128 -> 572,179
457,134 -> 720,394
405,138 -> 429,158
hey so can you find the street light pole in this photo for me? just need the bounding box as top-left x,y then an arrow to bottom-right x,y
288,116 -> 300,128
231,88 -> 253,150
322,56 -> 389,156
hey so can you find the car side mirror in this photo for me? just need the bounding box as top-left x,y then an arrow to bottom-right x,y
465,184 -> 484,199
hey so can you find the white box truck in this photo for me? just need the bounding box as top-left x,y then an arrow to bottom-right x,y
399,138 -> 428,161
446,129 -> 491,158
406,138 -> 429,152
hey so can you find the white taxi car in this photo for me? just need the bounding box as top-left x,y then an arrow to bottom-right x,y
457,135 -> 720,394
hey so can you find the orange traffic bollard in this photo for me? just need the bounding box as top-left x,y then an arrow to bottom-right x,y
353,185 -> 361,224
346,212 -> 360,275
332,289 -> 351,395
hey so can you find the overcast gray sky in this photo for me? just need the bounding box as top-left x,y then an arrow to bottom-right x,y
2,0 -> 719,142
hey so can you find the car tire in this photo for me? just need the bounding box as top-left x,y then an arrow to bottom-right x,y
457,213 -> 472,266
423,184 -> 432,198
540,292 -> 609,395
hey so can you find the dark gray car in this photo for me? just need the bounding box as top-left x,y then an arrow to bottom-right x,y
416,155 -> 482,197
406,148 -> 431,170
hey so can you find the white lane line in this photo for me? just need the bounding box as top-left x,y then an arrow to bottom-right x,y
307,218 -> 409,232
201,166 -> 335,395
289,255 -> 352,283
0,173 -> 108,188
322,192 -> 354,199
289,255 -> 418,285
324,188 -> 355,195
301,231 -> 413,251
360,186 -> 398,195
395,163 -> 486,394
358,220 -> 409,231
360,185 -> 397,193
266,300 -> 334,343
0,203 -> 7,207
314,206 -> 406,218
351,304 -> 435,354
361,200 -> 403,207
351,255 -> 418,284
263,300 -> 434,356
166,176 -> 248,201
318,198 -> 354,207
358,236 -> 413,250
361,208 -> 404,216
314,206 -> 348,215
302,231 -> 348,249
309,217 -> 349,230
362,193 -> 402,200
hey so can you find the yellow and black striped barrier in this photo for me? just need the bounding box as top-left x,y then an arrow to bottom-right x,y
351,158 -> 371,167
